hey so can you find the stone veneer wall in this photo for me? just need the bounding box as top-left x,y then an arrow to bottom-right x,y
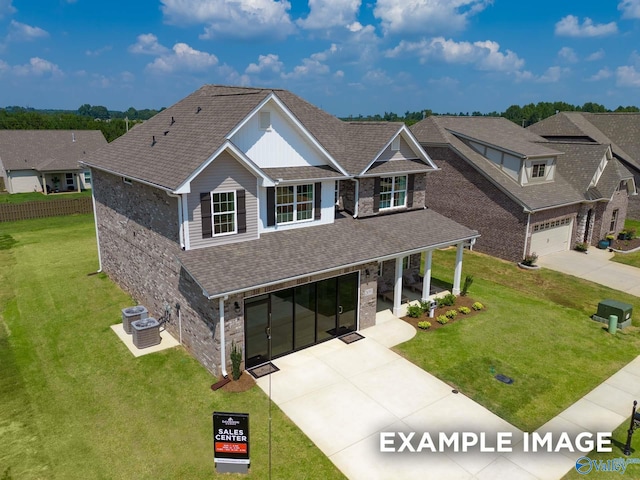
357,173 -> 427,218
339,179 -> 355,215
93,169 -> 378,376
423,146 -> 529,262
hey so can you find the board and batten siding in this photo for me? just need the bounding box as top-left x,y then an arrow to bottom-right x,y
376,136 -> 419,163
230,101 -> 329,169
187,152 -> 258,249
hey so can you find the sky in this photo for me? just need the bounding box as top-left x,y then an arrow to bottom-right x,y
0,1 -> 640,117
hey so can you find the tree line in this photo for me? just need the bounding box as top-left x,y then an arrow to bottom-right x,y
0,104 -> 163,142
340,101 -> 640,127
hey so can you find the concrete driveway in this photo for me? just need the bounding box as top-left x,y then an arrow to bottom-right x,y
536,247 -> 640,296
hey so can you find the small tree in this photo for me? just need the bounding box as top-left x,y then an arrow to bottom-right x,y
461,275 -> 474,296
230,341 -> 242,380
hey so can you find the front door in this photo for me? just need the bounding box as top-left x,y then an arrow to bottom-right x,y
244,272 -> 359,369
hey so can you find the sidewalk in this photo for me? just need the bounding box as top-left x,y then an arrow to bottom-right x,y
255,311 -> 640,479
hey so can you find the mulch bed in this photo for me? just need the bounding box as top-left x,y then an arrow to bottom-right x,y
220,371 -> 256,393
400,295 -> 485,332
610,237 -> 640,251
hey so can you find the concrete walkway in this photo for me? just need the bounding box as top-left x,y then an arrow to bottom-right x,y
537,247 -> 640,296
255,311 -> 640,479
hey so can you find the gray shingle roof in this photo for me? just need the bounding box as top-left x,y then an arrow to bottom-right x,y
262,165 -> 347,182
411,116 -> 628,211
528,112 -> 640,171
82,85 -> 432,189
178,208 -> 479,298
0,130 -> 106,171
364,159 -> 433,175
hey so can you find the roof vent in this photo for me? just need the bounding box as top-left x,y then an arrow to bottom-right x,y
151,135 -> 156,146
164,130 -> 169,136
196,106 -> 202,114
170,116 -> 175,125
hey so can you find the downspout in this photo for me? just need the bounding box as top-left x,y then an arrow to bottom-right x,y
352,178 -> 360,218
523,212 -> 531,260
91,183 -> 102,273
166,192 -> 185,250
219,296 -> 229,379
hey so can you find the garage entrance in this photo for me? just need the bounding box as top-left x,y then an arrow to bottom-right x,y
530,218 -> 573,256
244,272 -> 359,368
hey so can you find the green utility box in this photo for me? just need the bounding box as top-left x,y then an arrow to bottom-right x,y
592,299 -> 633,329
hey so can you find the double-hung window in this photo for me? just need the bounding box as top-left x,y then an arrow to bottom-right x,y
212,191 -> 237,235
379,175 -> 407,210
532,163 -> 546,178
276,184 -> 313,224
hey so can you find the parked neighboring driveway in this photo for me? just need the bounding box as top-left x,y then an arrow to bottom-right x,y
536,247 -> 640,296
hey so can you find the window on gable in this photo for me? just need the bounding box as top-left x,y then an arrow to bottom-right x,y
532,163 -> 546,178
276,184 -> 313,224
379,175 -> 407,210
391,137 -> 400,151
212,191 -> 237,236
260,112 -> 271,130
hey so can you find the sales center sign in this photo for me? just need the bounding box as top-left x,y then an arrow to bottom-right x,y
213,412 -> 250,466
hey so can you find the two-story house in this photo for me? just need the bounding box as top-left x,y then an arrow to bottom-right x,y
410,116 -> 635,262
83,85 -> 478,377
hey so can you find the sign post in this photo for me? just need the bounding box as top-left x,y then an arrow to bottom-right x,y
213,411 -> 250,474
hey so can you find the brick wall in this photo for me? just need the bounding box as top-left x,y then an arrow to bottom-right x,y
424,146 -> 529,262
594,190 -> 629,241
357,173 -> 427,219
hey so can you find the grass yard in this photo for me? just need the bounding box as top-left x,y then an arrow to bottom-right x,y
611,218 -> 640,268
0,190 -> 92,204
0,215 -> 344,480
396,248 -> 640,432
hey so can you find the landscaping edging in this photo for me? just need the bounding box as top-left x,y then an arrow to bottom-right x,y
517,262 -> 540,270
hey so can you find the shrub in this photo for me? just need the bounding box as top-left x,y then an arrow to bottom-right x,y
445,309 -> 458,319
417,321 -> 431,330
574,242 -> 588,252
437,293 -> 456,307
628,227 -> 637,239
407,304 -> 423,318
436,315 -> 449,325
461,275 -> 474,296
521,252 -> 538,267
472,302 -> 484,311
230,341 -> 242,380
458,306 -> 471,314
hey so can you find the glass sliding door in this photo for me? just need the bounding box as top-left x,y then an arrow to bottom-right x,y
244,295 -> 270,368
316,277 -> 337,341
270,289 -> 294,358
294,283 -> 316,349
337,272 -> 358,334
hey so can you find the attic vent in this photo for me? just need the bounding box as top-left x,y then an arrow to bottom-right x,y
260,112 -> 271,130
391,137 -> 400,151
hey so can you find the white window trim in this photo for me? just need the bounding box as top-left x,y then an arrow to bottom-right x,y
276,184 -> 314,225
531,162 -> 546,179
379,175 -> 407,211
211,190 -> 237,237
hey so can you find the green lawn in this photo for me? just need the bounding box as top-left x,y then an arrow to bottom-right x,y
0,215 -> 344,480
396,248 -> 640,432
611,218 -> 640,268
0,190 -> 92,204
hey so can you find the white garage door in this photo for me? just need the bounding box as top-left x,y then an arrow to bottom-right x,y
530,219 -> 573,256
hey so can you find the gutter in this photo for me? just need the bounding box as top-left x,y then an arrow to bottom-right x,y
79,162 -> 174,193
90,178 -> 103,273
523,213 -> 531,259
219,296 -> 229,378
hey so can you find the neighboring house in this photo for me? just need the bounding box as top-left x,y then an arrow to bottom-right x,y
82,85 -> 478,377
0,130 -> 106,194
528,112 -> 640,218
410,116 -> 634,263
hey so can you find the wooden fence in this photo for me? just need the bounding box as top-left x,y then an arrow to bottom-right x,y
0,197 -> 93,222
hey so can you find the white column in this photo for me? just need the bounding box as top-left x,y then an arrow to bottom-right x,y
453,243 -> 463,295
422,250 -> 432,302
393,256 -> 404,316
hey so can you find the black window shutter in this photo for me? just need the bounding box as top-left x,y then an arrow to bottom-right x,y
237,189 -> 246,233
314,182 -> 322,220
373,177 -> 380,213
266,187 -> 275,226
200,192 -> 212,239
407,174 -> 415,208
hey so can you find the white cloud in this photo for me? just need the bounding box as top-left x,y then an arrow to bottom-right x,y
86,45 -> 112,57
617,65 -> 640,86
513,66 -> 568,83
386,37 -> 523,72
555,15 -> 617,37
586,49 -> 605,61
297,0 -> 361,30
0,0 -> 16,19
619,0 -> 640,19
374,0 -> 493,36
361,68 -> 393,86
245,54 -> 284,75
7,20 -> 48,42
129,33 -> 170,55
283,57 -> 331,79
588,68 -> 612,81
12,57 -> 63,77
146,43 -> 218,74
558,47 -> 578,63
161,0 -> 295,41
